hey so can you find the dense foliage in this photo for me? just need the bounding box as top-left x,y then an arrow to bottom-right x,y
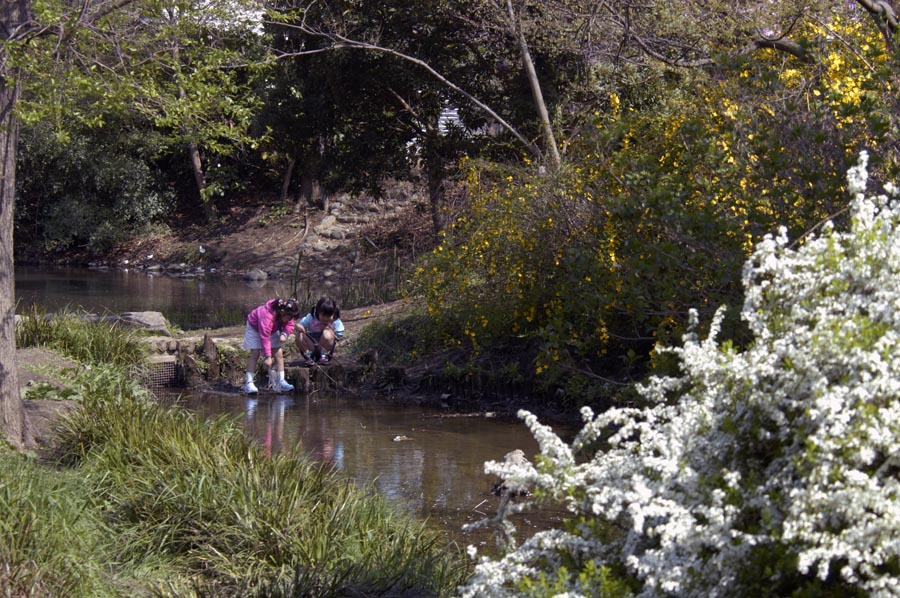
410,4 -> 900,402
461,153 -> 900,597
16,123 -> 174,254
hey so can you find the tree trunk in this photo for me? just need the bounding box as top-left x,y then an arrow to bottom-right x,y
297,156 -> 325,211
427,167 -> 444,235
174,36 -> 214,223
0,0 -> 29,449
188,139 -> 215,222
423,129 -> 446,235
298,169 -> 315,210
282,157 -> 297,207
506,0 -> 561,170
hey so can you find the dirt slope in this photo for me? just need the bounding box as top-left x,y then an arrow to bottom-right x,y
105,188 -> 436,285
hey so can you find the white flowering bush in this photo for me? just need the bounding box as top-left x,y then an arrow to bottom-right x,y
459,152 -> 900,598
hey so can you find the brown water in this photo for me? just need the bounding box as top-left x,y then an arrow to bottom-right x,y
178,390 -> 574,551
14,265 -> 357,330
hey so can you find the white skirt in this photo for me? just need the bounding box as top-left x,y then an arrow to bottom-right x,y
242,323 -> 285,351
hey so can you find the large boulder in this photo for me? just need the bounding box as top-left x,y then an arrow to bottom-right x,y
118,311 -> 171,336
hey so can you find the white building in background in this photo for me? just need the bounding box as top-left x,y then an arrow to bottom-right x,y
438,106 -> 461,134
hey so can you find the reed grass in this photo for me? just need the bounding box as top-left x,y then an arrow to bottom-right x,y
291,247 -> 407,313
43,370 -> 468,596
16,304 -> 147,368
0,447 -> 133,597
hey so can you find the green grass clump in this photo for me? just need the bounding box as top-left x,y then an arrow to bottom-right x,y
0,447 -> 126,597
16,305 -> 147,368
45,377 -> 467,596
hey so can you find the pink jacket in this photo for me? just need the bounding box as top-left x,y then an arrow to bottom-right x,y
247,299 -> 296,357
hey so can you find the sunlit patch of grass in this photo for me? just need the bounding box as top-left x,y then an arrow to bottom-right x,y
16,304 -> 147,368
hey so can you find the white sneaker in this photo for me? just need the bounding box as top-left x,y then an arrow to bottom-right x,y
274,379 -> 294,392
243,380 -> 258,394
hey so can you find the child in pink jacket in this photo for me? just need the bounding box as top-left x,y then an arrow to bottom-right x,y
242,298 -> 301,394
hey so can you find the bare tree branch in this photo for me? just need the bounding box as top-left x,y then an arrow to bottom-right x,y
856,0 -> 899,48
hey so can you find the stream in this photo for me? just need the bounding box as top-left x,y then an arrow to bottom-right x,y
176,390 -> 572,550
17,265 -> 574,550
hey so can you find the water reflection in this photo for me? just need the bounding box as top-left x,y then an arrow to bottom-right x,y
180,391 -> 573,549
245,395 -> 295,457
15,266 -> 323,329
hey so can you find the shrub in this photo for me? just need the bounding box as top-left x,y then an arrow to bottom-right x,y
15,122 -> 173,255
415,18 -> 900,400
0,448 -> 117,597
460,153 -> 900,597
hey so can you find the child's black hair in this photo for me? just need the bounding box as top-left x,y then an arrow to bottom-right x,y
274,298 -> 301,318
311,296 -> 340,320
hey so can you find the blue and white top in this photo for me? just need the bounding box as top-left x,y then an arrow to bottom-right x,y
298,312 -> 345,340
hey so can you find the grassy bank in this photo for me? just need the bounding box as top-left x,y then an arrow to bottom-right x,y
3,312 -> 468,597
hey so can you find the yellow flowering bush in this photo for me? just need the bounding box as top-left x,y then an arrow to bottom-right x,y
413,10 -> 899,401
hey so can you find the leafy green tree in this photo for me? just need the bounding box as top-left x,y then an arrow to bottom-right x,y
121,0 -> 266,221
16,121 -> 174,255
260,24 -> 427,208
270,0 -> 540,157
0,0 -> 267,447
262,0 -> 600,236
262,0 -> 473,229
256,27 -> 337,210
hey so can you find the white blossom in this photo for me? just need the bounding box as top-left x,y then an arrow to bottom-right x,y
459,154 -> 900,597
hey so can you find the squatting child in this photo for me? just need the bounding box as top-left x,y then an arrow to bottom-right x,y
295,296 -> 345,366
